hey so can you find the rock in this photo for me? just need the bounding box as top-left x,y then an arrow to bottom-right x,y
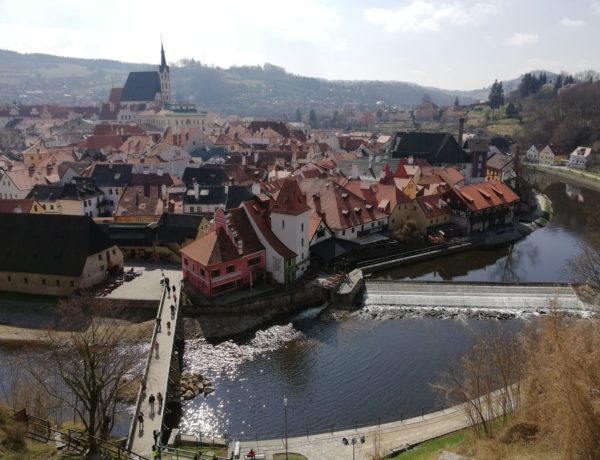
204,386 -> 214,395
183,390 -> 195,400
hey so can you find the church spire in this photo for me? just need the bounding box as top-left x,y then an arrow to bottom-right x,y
159,37 -> 169,74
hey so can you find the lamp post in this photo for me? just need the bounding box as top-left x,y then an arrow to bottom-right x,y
283,396 -> 288,460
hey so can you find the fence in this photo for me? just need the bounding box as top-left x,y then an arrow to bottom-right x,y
13,409 -> 149,460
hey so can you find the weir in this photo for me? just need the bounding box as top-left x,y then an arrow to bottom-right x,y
363,280 -> 596,314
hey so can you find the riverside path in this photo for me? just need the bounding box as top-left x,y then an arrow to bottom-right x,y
127,273 -> 182,458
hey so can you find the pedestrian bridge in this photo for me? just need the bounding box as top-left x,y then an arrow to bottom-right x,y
127,275 -> 182,458
363,280 -> 597,314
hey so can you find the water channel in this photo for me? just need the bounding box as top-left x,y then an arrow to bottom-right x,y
179,173 -> 598,440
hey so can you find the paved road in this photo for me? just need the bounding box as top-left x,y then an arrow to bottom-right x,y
129,273 -> 182,457
239,398 -> 488,460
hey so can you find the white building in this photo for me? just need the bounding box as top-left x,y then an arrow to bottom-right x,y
568,146 -> 592,169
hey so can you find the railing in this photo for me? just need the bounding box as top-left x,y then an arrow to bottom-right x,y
13,409 -> 149,460
126,285 -> 168,451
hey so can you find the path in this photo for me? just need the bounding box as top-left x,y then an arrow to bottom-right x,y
128,272 -> 182,457
239,391 -> 504,460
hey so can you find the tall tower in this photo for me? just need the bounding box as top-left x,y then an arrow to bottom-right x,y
159,38 -> 172,104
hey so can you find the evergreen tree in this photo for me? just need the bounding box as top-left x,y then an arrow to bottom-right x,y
454,96 -> 460,108
488,79 -> 505,110
309,109 -> 317,127
564,75 -> 575,85
295,108 -> 302,122
505,102 -> 517,118
554,74 -> 564,91
332,110 -> 339,127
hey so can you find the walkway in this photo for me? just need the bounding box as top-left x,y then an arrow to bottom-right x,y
239,392 -> 502,460
363,280 -> 595,313
128,272 -> 182,457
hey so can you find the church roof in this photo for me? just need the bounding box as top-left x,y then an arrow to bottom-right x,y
121,71 -> 162,102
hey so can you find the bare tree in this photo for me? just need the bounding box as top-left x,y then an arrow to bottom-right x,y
432,328 -> 523,438
27,298 -> 146,455
565,241 -> 600,290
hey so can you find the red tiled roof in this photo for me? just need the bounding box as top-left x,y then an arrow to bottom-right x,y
242,200 -> 296,258
454,181 -> 519,212
81,134 -> 126,150
181,227 -> 241,267
271,178 -> 310,216
0,199 -> 34,214
108,88 -> 123,103
416,194 -> 451,219
93,124 -> 145,136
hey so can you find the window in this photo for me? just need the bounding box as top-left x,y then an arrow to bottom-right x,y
42,279 -> 46,285
226,265 -> 235,274
109,188 -> 113,194
112,249 -> 116,255
70,281 -> 74,287
301,237 -> 304,246
184,258 -> 189,266
34,205 -> 38,212
7,276 -> 11,282
24,277 -> 28,284
301,223 -> 304,232
200,268 -> 205,276
50,205 -> 54,210
99,254 -> 103,260
248,257 -> 261,266
351,228 -> 355,233
211,268 -> 220,278
56,280 -> 60,286
342,230 -> 346,236
282,220 -> 285,229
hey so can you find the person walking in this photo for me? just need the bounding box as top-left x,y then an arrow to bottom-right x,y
173,293 -> 177,304
153,429 -> 159,445
148,393 -> 156,416
137,412 -> 144,432
154,341 -> 160,359
167,321 -> 171,334
157,392 -> 164,412
170,304 -> 175,319
151,444 -> 161,459
166,285 -> 171,298
156,317 -> 161,332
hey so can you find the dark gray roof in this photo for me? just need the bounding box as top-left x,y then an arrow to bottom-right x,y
182,166 -> 230,187
91,164 -> 133,188
121,71 -> 162,102
26,179 -> 103,202
390,132 -> 469,164
225,186 -> 255,210
184,186 -> 227,205
98,222 -> 157,248
157,213 -> 205,243
0,214 -> 115,276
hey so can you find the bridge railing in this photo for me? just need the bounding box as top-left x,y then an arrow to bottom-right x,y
126,285 -> 168,451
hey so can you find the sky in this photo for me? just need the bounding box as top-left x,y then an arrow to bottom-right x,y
0,0 -> 599,90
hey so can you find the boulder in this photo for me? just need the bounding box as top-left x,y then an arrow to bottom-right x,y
183,390 -> 195,400
204,386 -> 215,395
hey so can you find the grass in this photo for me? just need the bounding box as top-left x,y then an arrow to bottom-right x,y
273,454 -> 308,460
391,429 -> 470,459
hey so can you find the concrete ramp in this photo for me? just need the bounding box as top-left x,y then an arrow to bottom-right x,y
363,281 -> 596,314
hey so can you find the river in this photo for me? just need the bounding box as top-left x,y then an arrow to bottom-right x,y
179,173 -> 598,440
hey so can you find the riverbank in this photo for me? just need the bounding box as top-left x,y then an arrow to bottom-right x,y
528,164 -> 600,192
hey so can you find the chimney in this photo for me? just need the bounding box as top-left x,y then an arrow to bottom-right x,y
193,179 -> 199,200
237,239 -> 243,255
13,205 -> 22,214
224,185 -> 229,195
408,156 -> 414,165
458,117 -> 465,147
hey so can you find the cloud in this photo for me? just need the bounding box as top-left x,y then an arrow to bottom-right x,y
560,17 -> 585,27
592,2 -> 600,14
505,32 -> 540,46
364,1 -> 497,33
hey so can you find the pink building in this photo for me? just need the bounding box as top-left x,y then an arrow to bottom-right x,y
181,208 -> 265,298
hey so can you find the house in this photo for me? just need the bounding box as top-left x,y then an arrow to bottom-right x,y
90,163 -> 133,213
539,144 -> 569,166
114,173 -> 175,223
156,213 -> 211,258
242,199 -> 297,286
414,194 -> 451,234
181,210 -> 266,297
525,144 -> 543,164
27,178 -> 105,217
0,214 -> 123,295
568,146 -> 592,169
444,181 -> 520,235
485,153 -> 515,184
0,199 -> 34,214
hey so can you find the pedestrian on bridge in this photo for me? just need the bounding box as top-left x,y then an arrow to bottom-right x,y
166,285 -> 171,298
149,393 -> 156,416
156,317 -> 161,333
167,321 -> 171,334
137,412 -> 144,432
170,304 -> 175,319
157,392 -> 164,412
154,341 -> 160,359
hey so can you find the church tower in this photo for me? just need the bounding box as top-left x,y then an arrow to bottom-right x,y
159,39 -> 172,104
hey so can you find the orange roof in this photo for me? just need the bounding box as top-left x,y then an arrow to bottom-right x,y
455,181 -> 519,211
271,178 -> 310,216
181,228 -> 241,267
416,194 -> 451,219
0,199 -> 34,214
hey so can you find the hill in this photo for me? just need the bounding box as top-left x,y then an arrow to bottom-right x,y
0,49 -> 476,116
